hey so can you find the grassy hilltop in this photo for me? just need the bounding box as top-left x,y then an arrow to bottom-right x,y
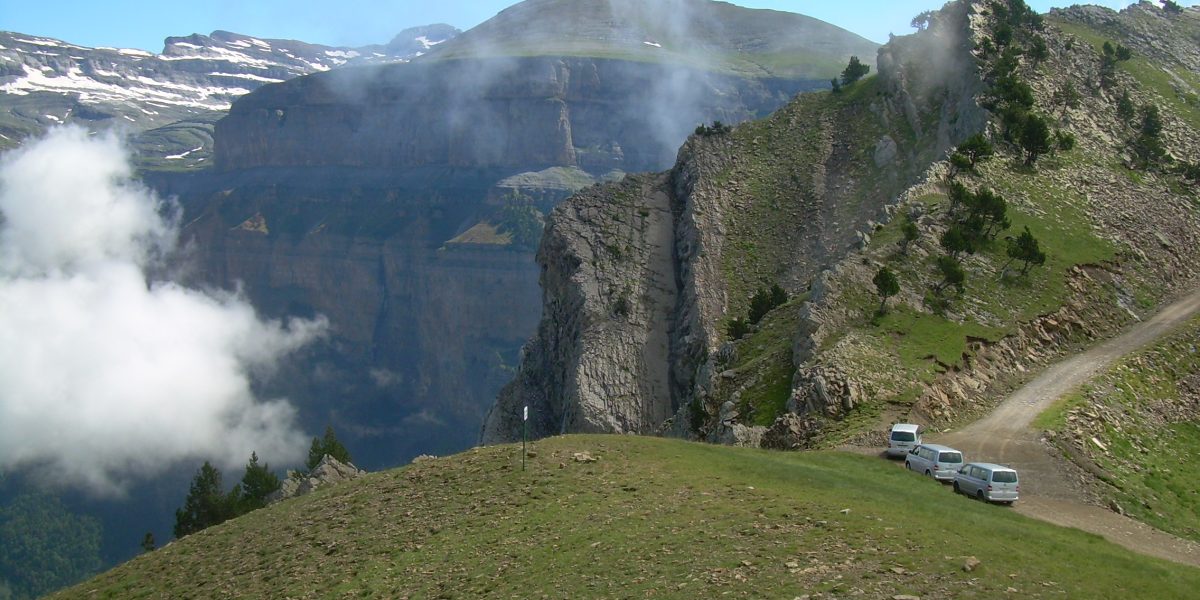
52,435 -> 1200,599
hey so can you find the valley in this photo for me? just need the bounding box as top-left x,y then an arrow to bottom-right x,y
1,0 -> 1199,597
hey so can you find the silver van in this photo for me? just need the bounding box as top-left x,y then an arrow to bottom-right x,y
886,423 -> 922,457
953,462 -> 1019,504
904,443 -> 964,481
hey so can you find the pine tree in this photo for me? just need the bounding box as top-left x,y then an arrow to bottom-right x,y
940,225 -> 975,258
237,452 -> 281,513
1005,227 -> 1047,275
141,532 -> 156,553
307,426 -> 353,471
1019,113 -> 1053,166
873,267 -> 900,315
899,220 -> 920,255
935,255 -> 966,294
174,462 -> 235,538
841,56 -> 870,86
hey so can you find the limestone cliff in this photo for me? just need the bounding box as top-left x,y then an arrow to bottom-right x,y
166,0 -> 870,467
482,1 -> 987,443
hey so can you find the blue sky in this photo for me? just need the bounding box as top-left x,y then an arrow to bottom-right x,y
0,0 -> 1193,52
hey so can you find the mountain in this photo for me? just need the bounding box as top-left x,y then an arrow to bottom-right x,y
428,0 -> 879,78
0,25 -> 460,166
45,435 -> 1200,598
482,0 -> 1200,453
162,0 -> 879,471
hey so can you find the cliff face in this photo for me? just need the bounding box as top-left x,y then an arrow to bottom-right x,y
214,57 -> 821,173
172,57 -> 829,466
490,0 -> 1200,450
482,2 -> 986,443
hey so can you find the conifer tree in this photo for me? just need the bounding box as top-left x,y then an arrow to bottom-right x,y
307,425 -> 353,471
237,452 -> 281,513
174,462 -> 235,538
841,56 -> 870,86
1005,227 -> 1047,275
873,267 -> 900,315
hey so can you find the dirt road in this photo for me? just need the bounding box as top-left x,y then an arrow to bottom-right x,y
932,290 -> 1200,567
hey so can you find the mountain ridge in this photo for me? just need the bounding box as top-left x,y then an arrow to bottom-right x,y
0,25 -> 460,164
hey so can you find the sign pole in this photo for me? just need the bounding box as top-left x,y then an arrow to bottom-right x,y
522,405 -> 528,472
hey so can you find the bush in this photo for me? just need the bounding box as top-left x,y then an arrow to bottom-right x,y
1116,91 -> 1136,123
695,121 -> 733,137
899,220 -> 920,254
727,317 -> 751,340
1055,130 -> 1076,152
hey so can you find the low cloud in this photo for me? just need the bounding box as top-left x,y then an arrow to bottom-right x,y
0,127 -> 326,496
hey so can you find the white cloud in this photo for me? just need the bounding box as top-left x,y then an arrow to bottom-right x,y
0,127 -> 327,496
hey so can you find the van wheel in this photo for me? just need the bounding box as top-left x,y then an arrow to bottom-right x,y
953,482 -> 960,494
925,470 -> 932,478
976,490 -> 985,502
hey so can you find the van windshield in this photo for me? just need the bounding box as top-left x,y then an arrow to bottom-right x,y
891,431 -> 916,442
992,471 -> 1018,483
939,452 -> 963,463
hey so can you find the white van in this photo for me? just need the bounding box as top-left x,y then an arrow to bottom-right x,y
953,462 -> 1019,504
886,423 -> 922,457
904,443 -> 964,481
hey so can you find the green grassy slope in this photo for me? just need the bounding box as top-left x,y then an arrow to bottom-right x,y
53,436 -> 1200,599
1037,317 -> 1200,544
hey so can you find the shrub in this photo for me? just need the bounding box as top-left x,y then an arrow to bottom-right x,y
727,317 -> 751,340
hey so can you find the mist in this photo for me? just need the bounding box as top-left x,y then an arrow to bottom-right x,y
0,127 -> 327,496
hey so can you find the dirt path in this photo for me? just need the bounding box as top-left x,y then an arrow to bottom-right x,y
930,290 -> 1200,567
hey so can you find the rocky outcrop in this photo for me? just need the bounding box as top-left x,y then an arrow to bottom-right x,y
269,455 -> 365,504
482,0 -> 984,444
482,174 -> 681,442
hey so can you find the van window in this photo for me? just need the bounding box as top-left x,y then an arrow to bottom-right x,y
991,471 -> 1017,483
891,431 -> 916,442
939,452 -> 963,463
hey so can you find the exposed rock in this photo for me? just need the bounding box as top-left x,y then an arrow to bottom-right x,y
572,452 -> 599,463
873,135 -> 899,168
761,413 -> 823,450
962,556 -> 981,572
268,455 -> 365,504
482,0 -> 984,444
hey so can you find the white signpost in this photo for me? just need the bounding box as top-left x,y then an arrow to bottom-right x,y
522,405 -> 529,472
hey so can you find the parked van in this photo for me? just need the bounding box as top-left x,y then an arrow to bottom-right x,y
953,463 -> 1019,504
886,423 -> 922,457
904,444 -> 964,481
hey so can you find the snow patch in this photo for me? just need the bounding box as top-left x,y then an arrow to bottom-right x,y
643,41 -> 663,48
43,114 -> 62,123
324,50 -> 361,59
169,42 -> 204,50
208,72 -> 285,83
13,37 -> 61,47
164,145 -> 204,160
117,48 -> 153,57
415,36 -> 446,49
